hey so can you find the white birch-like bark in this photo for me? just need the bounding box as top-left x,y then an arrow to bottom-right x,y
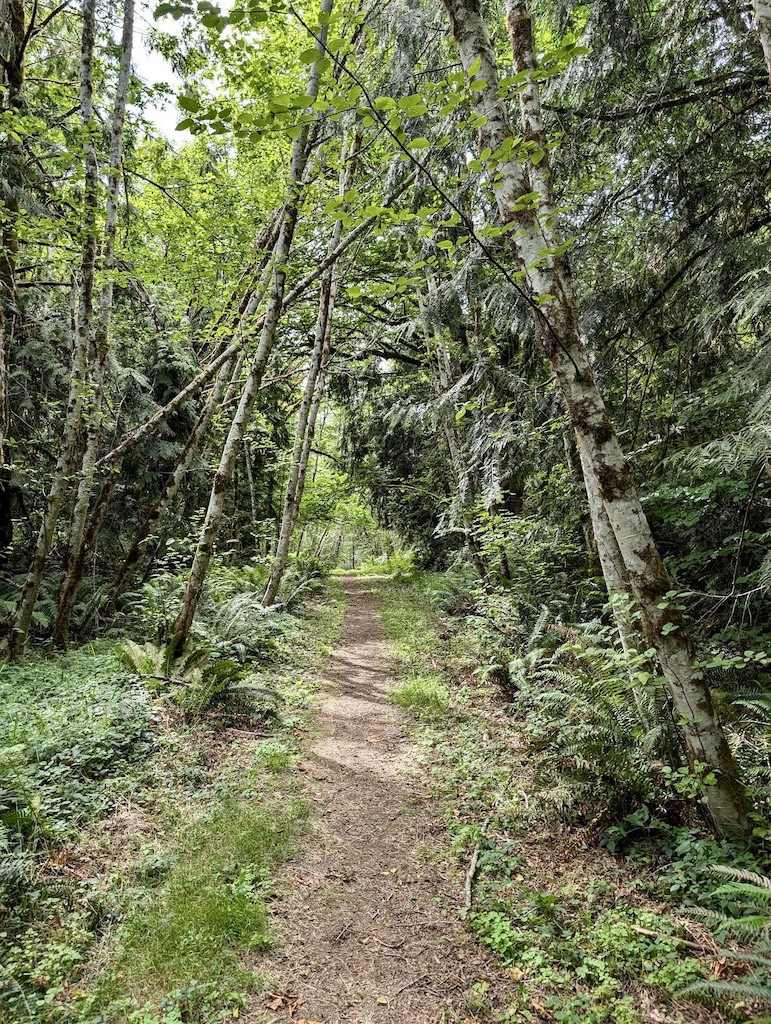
171,0 -> 335,643
94,171 -> 418,474
442,0 -> 749,834
53,0 -> 135,645
753,0 -> 771,82
262,137 -> 359,606
102,356 -> 236,616
8,0 -> 99,658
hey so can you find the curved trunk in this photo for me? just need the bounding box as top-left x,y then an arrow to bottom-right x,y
442,0 -> 749,835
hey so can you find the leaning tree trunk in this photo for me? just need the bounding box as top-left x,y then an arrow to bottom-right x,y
441,0 -> 749,834
171,0 -> 334,645
262,135 -> 359,606
52,0 -> 135,647
93,170 -> 406,475
101,356 -> 237,618
7,0 -> 99,659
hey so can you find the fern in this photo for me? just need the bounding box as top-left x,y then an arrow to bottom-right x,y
509,624 -> 678,822
683,866 -> 771,1018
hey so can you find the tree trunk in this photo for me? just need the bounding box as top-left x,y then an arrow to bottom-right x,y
442,0 -> 749,835
94,170 -> 415,474
101,357 -> 236,617
171,0 -> 334,644
53,0 -> 135,647
7,0 -> 99,658
0,0 -> 26,552
753,1 -> 771,82
262,136 -> 359,606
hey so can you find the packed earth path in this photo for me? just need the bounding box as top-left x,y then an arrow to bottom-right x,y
261,577 -> 513,1024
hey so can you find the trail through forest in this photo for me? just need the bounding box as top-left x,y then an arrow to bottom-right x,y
264,578 -> 510,1023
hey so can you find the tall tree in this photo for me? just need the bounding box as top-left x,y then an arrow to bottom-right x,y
440,0 -> 749,834
52,0 -> 135,646
8,0 -> 100,658
263,134 -> 359,606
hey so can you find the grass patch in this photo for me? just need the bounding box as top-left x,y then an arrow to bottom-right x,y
390,671 -> 449,720
87,795 -> 307,1018
251,739 -> 293,774
0,576 -> 346,1023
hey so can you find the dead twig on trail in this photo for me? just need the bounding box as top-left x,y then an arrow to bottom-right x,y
464,815 -> 491,909
371,936 -> 404,949
393,973 -> 431,996
464,847 -> 480,909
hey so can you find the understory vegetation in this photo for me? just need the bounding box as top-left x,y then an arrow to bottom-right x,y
378,572 -> 771,1023
3,0 -> 771,1018
0,566 -> 344,1021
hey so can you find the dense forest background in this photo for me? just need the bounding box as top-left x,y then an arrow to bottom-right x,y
3,0 -> 771,1019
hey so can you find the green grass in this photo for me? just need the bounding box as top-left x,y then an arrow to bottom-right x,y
251,739 -> 293,774
390,672 -> 449,720
0,576 -> 347,1023
87,796 -> 307,1018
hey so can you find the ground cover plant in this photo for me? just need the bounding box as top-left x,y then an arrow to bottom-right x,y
3,0 -> 771,1018
0,569 -> 345,1022
375,572 -> 771,1023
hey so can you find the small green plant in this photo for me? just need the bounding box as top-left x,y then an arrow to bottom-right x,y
390,671 -> 449,720
118,638 -> 281,720
85,796 -> 307,1014
251,740 -> 292,774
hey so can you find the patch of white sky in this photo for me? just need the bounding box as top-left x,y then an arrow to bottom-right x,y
133,0 -> 183,138
132,0 -> 237,139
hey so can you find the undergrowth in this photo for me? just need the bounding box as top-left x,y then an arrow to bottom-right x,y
375,572 -> 770,1024
0,571 -> 346,1023
81,796 -> 308,1021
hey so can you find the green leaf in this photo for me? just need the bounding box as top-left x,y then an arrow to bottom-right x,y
299,47 -> 322,64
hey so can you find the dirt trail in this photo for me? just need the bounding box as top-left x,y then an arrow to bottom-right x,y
264,577 -> 511,1024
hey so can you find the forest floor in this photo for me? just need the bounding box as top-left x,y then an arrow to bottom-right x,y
260,576 -> 514,1023
1,573 -> 736,1023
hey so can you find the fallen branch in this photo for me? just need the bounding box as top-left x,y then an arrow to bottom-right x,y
631,925 -> 714,955
464,846 -> 480,909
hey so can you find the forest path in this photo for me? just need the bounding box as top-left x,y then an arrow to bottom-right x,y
261,576 -> 510,1024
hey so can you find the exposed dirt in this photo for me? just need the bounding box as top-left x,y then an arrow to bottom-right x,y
263,577 -> 513,1024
